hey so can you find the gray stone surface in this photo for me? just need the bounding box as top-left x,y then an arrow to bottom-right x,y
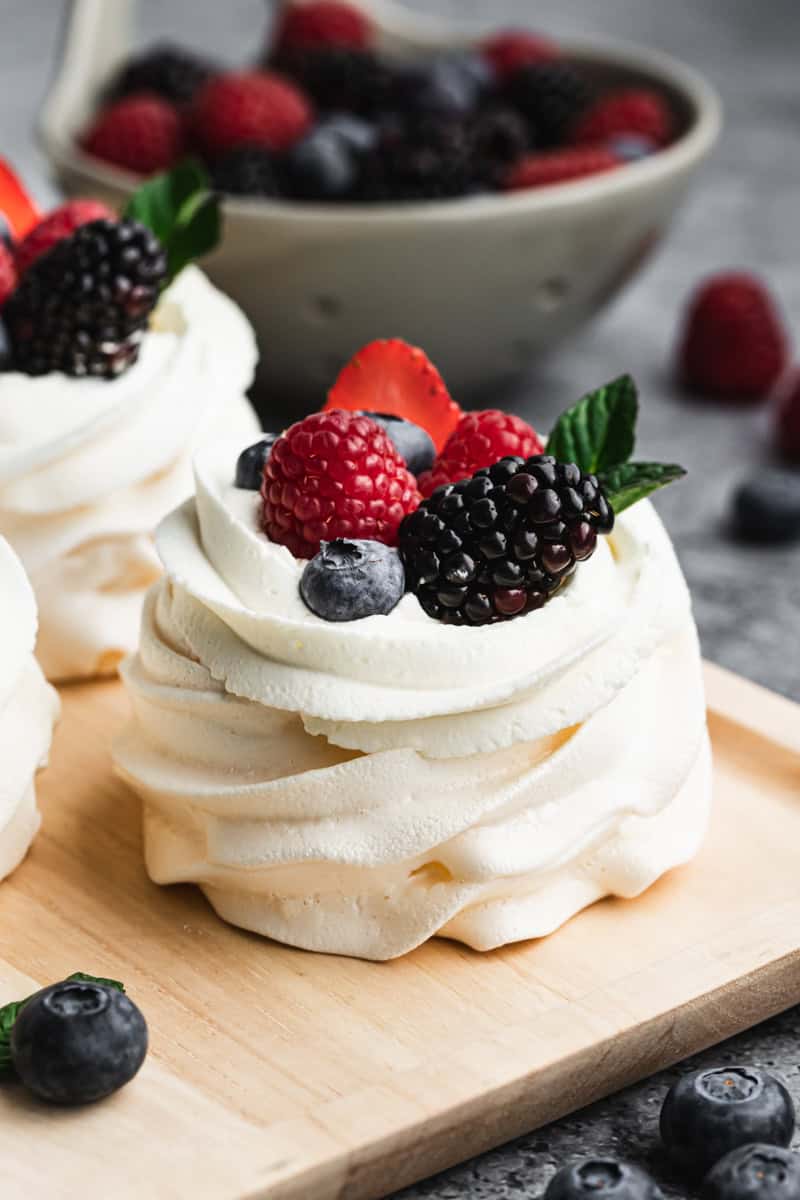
2,2 -> 799,1196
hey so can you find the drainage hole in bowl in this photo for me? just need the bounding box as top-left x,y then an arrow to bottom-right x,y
536,277 -> 570,311
308,294 -> 342,321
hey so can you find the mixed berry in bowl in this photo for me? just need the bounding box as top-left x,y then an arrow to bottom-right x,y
78,1 -> 678,203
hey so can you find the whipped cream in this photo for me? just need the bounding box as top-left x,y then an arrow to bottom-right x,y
114,437 -> 711,960
0,267 -> 260,681
0,536 -> 59,881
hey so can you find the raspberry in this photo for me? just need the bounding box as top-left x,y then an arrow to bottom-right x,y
273,1 -> 373,52
481,30 -> 560,78
571,88 -> 674,147
15,200 -> 115,276
504,62 -> 591,146
0,243 -> 17,309
325,339 -> 462,451
399,455 -> 613,625
261,410 -> 420,558
775,370 -> 800,461
0,157 -> 40,240
189,71 -> 313,158
678,272 -> 789,401
81,94 -> 185,174
505,146 -> 621,190
419,410 -> 544,496
105,42 -> 217,106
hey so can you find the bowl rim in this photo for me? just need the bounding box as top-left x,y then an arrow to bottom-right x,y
42,32 -> 722,226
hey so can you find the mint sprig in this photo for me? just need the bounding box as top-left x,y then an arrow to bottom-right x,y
547,375 -> 685,515
124,159 -> 220,285
0,972 -> 125,1075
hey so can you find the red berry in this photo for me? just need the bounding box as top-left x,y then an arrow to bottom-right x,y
418,410 -> 544,497
273,1 -> 373,52
81,93 -> 185,174
505,146 -> 621,190
0,157 -> 40,240
480,29 -> 560,78
261,409 -> 420,558
16,200 -> 115,276
571,87 -> 674,147
189,71 -> 313,157
325,339 -> 462,452
775,370 -> 800,461
679,272 -> 789,401
0,242 -> 17,308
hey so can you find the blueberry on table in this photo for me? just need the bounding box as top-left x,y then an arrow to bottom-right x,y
545,1159 -> 664,1200
362,412 -> 436,475
11,979 -> 148,1105
235,434 -> 278,490
731,469 -> 800,544
300,538 -> 405,621
702,1144 -> 800,1200
660,1067 -> 795,1177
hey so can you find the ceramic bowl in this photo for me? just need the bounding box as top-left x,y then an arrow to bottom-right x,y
40,0 -> 721,406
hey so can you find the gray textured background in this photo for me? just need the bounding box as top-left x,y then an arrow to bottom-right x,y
3,2 -> 799,1196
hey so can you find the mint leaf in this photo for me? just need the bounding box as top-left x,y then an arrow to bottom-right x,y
123,159 -> 220,286
547,375 -> 638,474
0,973 -> 125,1075
600,461 -> 686,513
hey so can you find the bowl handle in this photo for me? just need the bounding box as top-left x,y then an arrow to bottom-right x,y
39,0 -> 135,162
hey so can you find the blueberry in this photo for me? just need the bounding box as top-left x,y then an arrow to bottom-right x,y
285,128 -> 357,200
607,134 -> 658,161
362,412 -> 435,475
0,317 -> 13,371
394,54 -> 485,117
319,113 -> 378,156
235,434 -> 278,490
300,538 -> 405,621
660,1067 -> 795,1177
545,1159 -> 663,1200
703,1144 -> 800,1200
731,469 -> 800,544
11,979 -> 148,1105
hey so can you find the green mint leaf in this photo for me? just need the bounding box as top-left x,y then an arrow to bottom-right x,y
123,159 -> 220,286
547,375 -> 638,474
0,973 -> 125,1075
600,461 -> 687,514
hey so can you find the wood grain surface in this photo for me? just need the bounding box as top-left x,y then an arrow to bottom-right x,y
0,662 -> 798,1200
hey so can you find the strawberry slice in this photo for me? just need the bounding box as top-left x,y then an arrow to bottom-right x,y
0,158 -> 40,240
325,339 -> 462,452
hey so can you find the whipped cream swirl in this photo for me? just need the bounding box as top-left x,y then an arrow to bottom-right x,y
0,267 -> 260,681
114,438 -> 711,960
0,536 -> 59,881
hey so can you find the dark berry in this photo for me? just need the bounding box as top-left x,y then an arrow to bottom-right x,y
703,1145 -> 800,1200
285,127 -> 358,200
235,434 -> 278,490
470,103 -> 531,185
0,317 -> 12,370
731,469 -> 800,544
211,145 -> 282,198
392,54 -> 487,118
545,1159 -> 664,1200
11,980 -> 148,1105
399,454 -> 613,625
4,218 -> 167,379
661,1067 -> 795,1178
358,113 -> 473,201
361,412 -> 435,475
319,113 -> 378,155
300,538 -> 405,620
105,42 -> 217,105
273,46 -> 394,115
505,61 -> 592,145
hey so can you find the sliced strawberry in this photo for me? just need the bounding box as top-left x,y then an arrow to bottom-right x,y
0,158 -> 40,240
325,339 -> 462,451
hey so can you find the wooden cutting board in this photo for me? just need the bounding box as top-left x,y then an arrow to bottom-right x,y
0,663 -> 798,1200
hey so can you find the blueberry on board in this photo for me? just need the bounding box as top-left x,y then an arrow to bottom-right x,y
362,412 -> 436,475
235,433 -> 278,490
300,538 -> 405,620
545,1159 -> 664,1200
319,113 -> 378,156
660,1067 -> 795,1177
702,1144 -> 800,1200
11,980 -> 148,1105
285,128 -> 357,200
731,469 -> 800,544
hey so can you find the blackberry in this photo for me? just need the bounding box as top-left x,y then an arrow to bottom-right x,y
273,47 -> 395,115
469,104 -> 531,186
358,114 -> 474,201
398,454 -> 614,625
505,62 -> 592,146
5,219 -> 167,379
105,42 -> 217,106
211,145 -> 282,198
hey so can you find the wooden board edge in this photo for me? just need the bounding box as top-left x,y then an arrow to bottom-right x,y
703,660 -> 800,754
